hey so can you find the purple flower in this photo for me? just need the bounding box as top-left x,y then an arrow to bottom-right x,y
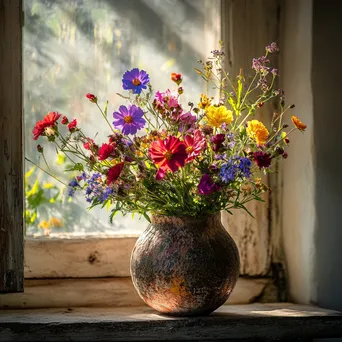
198,174 -> 220,196
266,42 -> 279,53
113,105 -> 146,135
122,68 -> 150,94
252,56 -> 270,74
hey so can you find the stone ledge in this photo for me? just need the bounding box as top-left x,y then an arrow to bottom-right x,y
0,303 -> 341,341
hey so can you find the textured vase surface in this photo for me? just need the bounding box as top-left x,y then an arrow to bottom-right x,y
130,213 -> 240,316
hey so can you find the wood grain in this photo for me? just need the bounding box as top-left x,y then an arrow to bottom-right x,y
221,0 -> 281,276
0,277 -> 272,309
0,304 -> 341,341
24,236 -> 137,278
0,0 -> 24,293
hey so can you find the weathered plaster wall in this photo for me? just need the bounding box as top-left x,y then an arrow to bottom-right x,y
281,0 -> 316,305
282,0 -> 342,312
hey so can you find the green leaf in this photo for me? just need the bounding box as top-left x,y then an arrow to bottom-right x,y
104,100 -> 109,117
143,212 -> 151,223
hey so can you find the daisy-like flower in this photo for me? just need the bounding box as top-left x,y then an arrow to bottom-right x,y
122,68 -> 150,94
184,130 -> 207,162
32,111 -> 61,140
205,105 -> 233,128
246,120 -> 269,145
149,136 -> 187,176
198,93 -> 211,109
113,105 -> 146,135
291,116 -> 307,131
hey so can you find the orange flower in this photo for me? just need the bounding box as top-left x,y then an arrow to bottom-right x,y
291,116 -> 307,131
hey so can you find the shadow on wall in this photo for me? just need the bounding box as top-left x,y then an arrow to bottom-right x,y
312,0 -> 342,313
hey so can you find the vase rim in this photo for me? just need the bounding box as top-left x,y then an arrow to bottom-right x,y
150,212 -> 221,225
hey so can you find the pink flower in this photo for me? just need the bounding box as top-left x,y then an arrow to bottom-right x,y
83,138 -> 96,150
198,174 -> 220,195
98,143 -> 114,161
155,89 -> 181,110
184,130 -> 207,162
179,111 -> 197,132
68,119 -> 77,131
107,162 -> 124,185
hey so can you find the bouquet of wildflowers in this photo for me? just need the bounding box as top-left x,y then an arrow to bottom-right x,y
30,42 -> 306,222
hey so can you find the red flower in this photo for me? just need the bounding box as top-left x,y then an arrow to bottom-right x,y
98,143 -> 114,161
32,111 -> 61,140
68,119 -> 77,131
253,151 -> 272,169
184,130 -> 207,162
86,93 -> 97,103
171,72 -> 182,85
107,162 -> 124,185
149,136 -> 187,175
61,116 -> 68,125
83,138 -> 95,150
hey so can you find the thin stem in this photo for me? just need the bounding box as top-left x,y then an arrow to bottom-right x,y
25,157 -> 68,186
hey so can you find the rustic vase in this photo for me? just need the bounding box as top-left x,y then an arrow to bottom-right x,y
130,213 -> 240,316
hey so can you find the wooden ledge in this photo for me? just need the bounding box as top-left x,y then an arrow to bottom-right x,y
0,303 -> 342,341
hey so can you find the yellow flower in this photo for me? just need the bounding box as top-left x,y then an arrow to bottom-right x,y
198,93 -> 212,109
49,217 -> 63,228
38,220 -> 50,229
291,116 -> 307,131
246,120 -> 269,145
205,105 -> 233,128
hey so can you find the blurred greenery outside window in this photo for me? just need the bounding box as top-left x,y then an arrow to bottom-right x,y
24,0 -> 221,237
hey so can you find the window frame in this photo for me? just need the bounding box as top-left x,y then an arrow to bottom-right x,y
0,0 -> 284,306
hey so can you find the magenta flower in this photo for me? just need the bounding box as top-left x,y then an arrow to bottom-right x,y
198,174 -> 220,196
113,105 -> 146,135
179,111 -> 197,132
122,68 -> 150,94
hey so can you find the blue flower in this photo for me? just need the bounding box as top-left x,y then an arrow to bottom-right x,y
219,156 -> 252,183
122,68 -> 150,94
68,178 -> 79,187
238,157 -> 252,178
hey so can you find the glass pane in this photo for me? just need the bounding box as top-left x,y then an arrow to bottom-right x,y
23,0 -> 221,236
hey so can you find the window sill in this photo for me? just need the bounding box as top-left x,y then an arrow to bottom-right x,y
0,303 -> 341,341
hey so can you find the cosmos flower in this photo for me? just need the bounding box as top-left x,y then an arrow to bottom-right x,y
149,136 -> 187,175
198,174 -> 220,195
122,68 -> 150,94
113,105 -> 146,135
291,116 -> 307,131
205,105 -> 233,128
246,120 -> 269,145
32,112 -> 61,140
184,130 -> 207,162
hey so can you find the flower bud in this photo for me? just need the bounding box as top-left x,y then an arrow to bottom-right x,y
86,93 -> 97,103
177,87 -> 184,95
171,72 -> 182,85
37,145 -> 43,153
282,152 -> 288,159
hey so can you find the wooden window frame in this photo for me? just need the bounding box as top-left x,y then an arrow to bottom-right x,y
0,0 -> 284,307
